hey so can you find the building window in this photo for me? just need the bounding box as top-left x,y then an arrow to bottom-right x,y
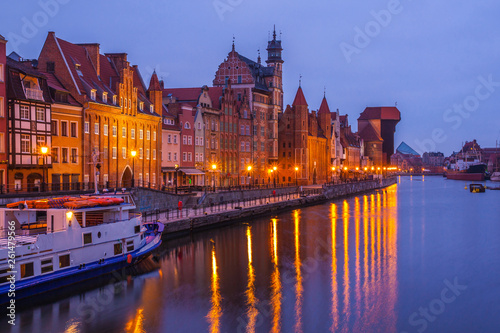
183,136 -> 187,145
103,147 -> 108,159
146,149 -> 150,160
184,122 -> 190,129
94,123 -> 99,135
62,148 -> 68,163
102,92 -> 107,103
70,122 -> 77,138
188,136 -> 192,145
168,152 -> 171,161
241,142 -> 245,151
139,102 -> 144,111
195,153 -> 199,162
168,134 -> 172,143
139,148 -> 143,159
153,149 -> 156,160
112,126 -> 117,137
146,130 -> 150,141
90,90 -> 96,101
124,98 -> 127,108
246,142 -> 250,152
237,75 -> 242,84
60,121 -> 68,137
200,137 -> 204,146
21,134 -> 30,153
173,135 -> 177,144
139,130 -> 143,140
71,148 -> 78,163
36,107 -> 45,122
173,152 -> 177,161
129,99 -> 131,109
122,127 -> 126,138
153,131 -> 156,141
51,120 -> 58,136
104,124 -> 108,136
50,147 -> 58,163
188,152 -> 192,161
200,153 -> 203,161
112,147 -> 117,159
84,121 -> 89,133
20,105 -> 29,120
131,128 -> 135,139
122,147 -> 127,159
195,137 -> 199,146
0,64 -> 3,82
0,133 -> 4,153
183,152 -> 186,161
113,95 -> 117,105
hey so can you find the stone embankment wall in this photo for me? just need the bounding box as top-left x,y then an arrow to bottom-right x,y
160,177 -> 397,237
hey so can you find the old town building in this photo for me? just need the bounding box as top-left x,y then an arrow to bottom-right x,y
6,55 -> 52,191
38,32 -> 162,190
339,115 -> 362,170
213,27 -> 283,182
278,86 -> 329,185
358,106 -> 401,166
0,35 -> 7,191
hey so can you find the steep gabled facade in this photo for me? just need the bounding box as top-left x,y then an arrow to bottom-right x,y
213,27 -> 283,183
38,32 -> 162,189
6,56 -> 52,191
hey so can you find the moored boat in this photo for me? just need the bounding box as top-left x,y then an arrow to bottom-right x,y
0,193 -> 162,304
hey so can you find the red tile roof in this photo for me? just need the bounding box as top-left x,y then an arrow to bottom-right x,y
163,86 -> 224,110
292,86 -> 307,106
148,71 -> 161,91
358,124 -> 383,142
358,107 -> 401,121
318,96 -> 330,114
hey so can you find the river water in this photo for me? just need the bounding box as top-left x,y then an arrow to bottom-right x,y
3,176 -> 500,333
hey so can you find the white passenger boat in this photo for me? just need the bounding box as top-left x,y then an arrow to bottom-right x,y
0,193 -> 163,304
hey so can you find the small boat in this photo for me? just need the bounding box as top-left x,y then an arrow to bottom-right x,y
0,193 -> 163,304
469,184 -> 486,193
491,172 -> 500,182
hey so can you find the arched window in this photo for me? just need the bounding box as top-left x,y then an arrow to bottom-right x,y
184,122 -> 190,129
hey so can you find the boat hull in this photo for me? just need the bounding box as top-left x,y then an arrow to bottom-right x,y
0,234 -> 162,305
446,172 -> 484,181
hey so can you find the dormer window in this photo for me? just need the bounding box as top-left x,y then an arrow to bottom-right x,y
139,102 -> 144,111
75,64 -> 82,76
90,89 -> 96,101
163,118 -> 167,125
113,95 -> 117,105
150,105 -> 154,113
184,122 -> 190,129
102,92 -> 107,103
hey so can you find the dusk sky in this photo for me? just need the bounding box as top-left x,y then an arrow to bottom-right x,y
1,0 -> 499,155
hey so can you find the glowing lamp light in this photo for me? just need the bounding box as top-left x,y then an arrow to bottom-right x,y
364,167 -> 368,171
273,166 -> 277,171
295,167 -> 299,171
331,167 -> 336,171
40,146 -> 48,154
377,167 -> 381,170
211,164 -> 217,170
355,167 -> 359,171
66,211 -> 73,220
130,150 -> 137,157
344,167 -> 348,171
247,166 -> 252,171
371,167 -> 375,171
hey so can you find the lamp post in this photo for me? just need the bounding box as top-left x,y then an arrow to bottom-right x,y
268,169 -> 273,187
40,146 -> 48,192
331,166 -> 335,184
211,164 -> 217,192
130,150 -> 137,188
247,165 -> 252,189
295,166 -> 299,186
175,164 -> 179,194
273,166 -> 277,187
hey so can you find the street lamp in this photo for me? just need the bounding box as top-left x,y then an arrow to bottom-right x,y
40,146 -> 48,192
331,166 -> 335,183
273,166 -> 277,187
211,164 -> 217,192
295,166 -> 299,186
247,165 -> 252,188
130,150 -> 137,188
175,164 -> 179,194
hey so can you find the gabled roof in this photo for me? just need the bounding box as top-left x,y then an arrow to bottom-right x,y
396,142 -> 420,156
6,58 -> 52,101
358,124 -> 382,142
42,72 -> 81,106
358,107 -> 401,121
148,71 -> 161,91
292,86 -> 307,106
163,86 -> 224,110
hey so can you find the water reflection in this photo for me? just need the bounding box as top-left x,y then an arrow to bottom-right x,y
330,203 -> 339,332
270,218 -> 282,333
245,226 -> 258,333
293,210 -> 303,333
124,308 -> 145,333
207,246 -> 222,333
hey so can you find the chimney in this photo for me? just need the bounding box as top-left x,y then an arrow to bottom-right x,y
159,80 -> 164,89
78,43 -> 100,76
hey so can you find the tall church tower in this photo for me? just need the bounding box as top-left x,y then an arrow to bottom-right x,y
147,70 -> 163,114
266,26 -> 284,164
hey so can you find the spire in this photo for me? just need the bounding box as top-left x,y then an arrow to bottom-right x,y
266,25 -> 283,64
257,49 -> 261,64
299,74 -> 302,87
318,95 -> 331,114
273,25 -> 276,41
148,70 -> 161,91
232,35 -> 235,51
292,86 -> 308,106
324,86 -> 326,98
